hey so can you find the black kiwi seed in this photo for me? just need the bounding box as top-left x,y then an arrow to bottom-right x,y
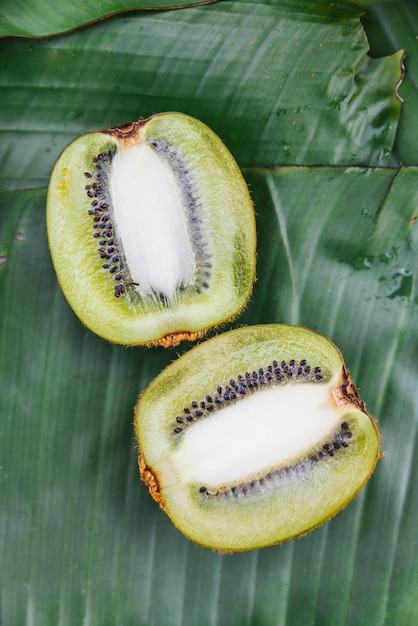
84,150 -> 131,297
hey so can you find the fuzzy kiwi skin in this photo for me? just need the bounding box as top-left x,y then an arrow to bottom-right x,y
46,112 -> 256,347
135,324 -> 381,552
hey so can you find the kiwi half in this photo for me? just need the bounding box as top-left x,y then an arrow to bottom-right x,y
46,112 -> 256,346
135,324 -> 381,552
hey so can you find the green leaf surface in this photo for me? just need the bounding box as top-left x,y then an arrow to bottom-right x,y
1,166 -> 418,625
1,1 -> 416,624
363,0 -> 418,165
0,0 -> 403,193
0,0 -> 401,39
0,0 -> 219,38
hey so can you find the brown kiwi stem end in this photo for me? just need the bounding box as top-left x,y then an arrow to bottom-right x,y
139,454 -> 166,510
333,365 -> 382,467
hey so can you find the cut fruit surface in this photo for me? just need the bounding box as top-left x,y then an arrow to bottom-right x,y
135,324 -> 381,551
46,112 -> 256,346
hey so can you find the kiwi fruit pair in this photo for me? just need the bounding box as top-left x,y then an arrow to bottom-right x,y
47,113 -> 381,551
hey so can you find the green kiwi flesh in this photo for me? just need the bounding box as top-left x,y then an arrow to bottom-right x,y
46,112 -> 256,346
135,324 -> 381,551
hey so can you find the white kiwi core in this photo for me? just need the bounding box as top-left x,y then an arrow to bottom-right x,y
109,143 -> 195,302
171,383 -> 338,486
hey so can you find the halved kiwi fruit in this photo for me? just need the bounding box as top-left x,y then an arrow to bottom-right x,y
135,324 -> 381,552
46,112 -> 256,346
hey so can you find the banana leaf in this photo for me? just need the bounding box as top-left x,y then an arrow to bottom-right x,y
1,1 -> 417,624
0,0 -> 219,38
363,0 -> 418,165
0,0 -> 403,192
